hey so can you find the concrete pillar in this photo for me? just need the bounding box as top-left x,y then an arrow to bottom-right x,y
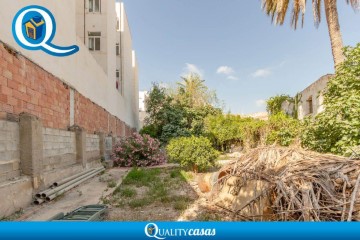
98,132 -> 105,161
19,113 -> 43,189
69,126 -> 86,168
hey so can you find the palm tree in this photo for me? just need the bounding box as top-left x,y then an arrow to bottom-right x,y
177,73 -> 216,108
262,0 -> 359,68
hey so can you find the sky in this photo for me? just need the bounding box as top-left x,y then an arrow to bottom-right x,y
122,0 -> 360,114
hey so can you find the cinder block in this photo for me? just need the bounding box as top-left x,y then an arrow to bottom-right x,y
19,113 -> 44,184
12,161 -> 20,171
0,162 -> 13,174
0,142 -> 6,152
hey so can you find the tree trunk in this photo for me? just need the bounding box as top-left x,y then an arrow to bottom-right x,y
324,0 -> 346,69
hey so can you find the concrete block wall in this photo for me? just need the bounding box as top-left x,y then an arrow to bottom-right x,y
86,134 -> 100,162
104,136 -> 113,161
42,128 -> 76,171
0,120 -> 20,183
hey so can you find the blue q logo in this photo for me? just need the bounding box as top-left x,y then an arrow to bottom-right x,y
12,5 -> 79,57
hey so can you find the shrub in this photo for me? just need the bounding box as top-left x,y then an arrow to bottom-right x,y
266,112 -> 302,146
266,94 -> 294,116
301,44 -> 360,155
166,136 -> 219,172
112,133 -> 167,167
205,114 -> 244,151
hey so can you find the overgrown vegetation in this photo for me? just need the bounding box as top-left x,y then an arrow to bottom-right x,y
205,112 -> 300,151
302,44 -> 360,155
141,74 -> 221,143
266,94 -> 294,116
106,168 -> 197,220
112,133 -> 167,167
167,136 -> 220,172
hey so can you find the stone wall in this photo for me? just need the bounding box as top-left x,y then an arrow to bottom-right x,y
42,128 -> 76,171
0,120 -> 20,183
297,75 -> 333,120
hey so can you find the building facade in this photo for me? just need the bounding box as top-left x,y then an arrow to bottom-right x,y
296,74 -> 333,120
0,0 -> 139,217
139,91 -> 149,129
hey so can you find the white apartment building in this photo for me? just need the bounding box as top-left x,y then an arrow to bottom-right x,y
139,91 -> 149,128
75,0 -> 139,127
0,0 -> 139,129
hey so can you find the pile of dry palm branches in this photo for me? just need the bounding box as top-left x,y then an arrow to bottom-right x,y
211,147 -> 360,221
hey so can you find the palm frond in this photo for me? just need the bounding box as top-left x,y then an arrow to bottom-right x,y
346,0 -> 360,11
313,0 -> 322,27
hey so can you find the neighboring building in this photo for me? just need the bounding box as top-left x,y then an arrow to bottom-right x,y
296,74 -> 333,120
0,0 -> 139,218
75,0 -> 139,128
139,91 -> 149,129
243,112 -> 269,121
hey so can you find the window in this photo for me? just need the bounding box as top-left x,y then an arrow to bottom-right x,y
116,18 -> 120,31
88,32 -> 101,51
89,0 -> 101,13
116,43 -> 120,56
116,69 -> 124,94
307,96 -> 313,114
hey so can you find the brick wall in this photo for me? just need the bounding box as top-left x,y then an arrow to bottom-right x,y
0,42 -> 134,136
0,120 -> 20,183
0,44 -> 70,129
42,128 -> 76,171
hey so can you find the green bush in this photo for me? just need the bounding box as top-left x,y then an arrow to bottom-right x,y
166,136 -> 219,172
266,94 -> 294,116
266,112 -> 302,146
301,44 -> 360,155
205,114 -> 244,151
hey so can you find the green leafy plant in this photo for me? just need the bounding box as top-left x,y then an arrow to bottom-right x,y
166,136 -> 219,172
266,94 -> 294,116
142,76 -> 222,144
266,112 -> 302,146
302,44 -> 360,155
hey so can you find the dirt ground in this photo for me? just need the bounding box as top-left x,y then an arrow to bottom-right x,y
17,168 -> 128,221
9,164 -> 232,222
105,167 -> 230,221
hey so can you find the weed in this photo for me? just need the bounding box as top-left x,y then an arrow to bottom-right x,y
119,188 -> 137,198
122,168 -> 161,187
149,183 -> 168,199
0,209 -> 24,221
180,170 -> 194,181
107,180 -> 117,188
128,197 -> 153,209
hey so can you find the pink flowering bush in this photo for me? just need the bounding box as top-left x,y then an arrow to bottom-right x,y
112,133 -> 167,167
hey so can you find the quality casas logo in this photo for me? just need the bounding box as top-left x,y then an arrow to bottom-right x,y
145,223 -> 216,239
12,5 -> 79,57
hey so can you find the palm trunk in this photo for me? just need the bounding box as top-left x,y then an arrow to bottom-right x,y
324,0 -> 346,69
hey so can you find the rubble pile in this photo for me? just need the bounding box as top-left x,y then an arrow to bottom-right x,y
210,147 -> 360,221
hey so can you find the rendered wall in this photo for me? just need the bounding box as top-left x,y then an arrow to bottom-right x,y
297,75 -> 332,120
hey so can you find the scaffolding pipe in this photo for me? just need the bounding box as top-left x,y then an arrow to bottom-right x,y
34,198 -> 45,205
53,168 -> 96,187
42,167 -> 103,198
35,186 -> 54,198
46,168 -> 104,202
